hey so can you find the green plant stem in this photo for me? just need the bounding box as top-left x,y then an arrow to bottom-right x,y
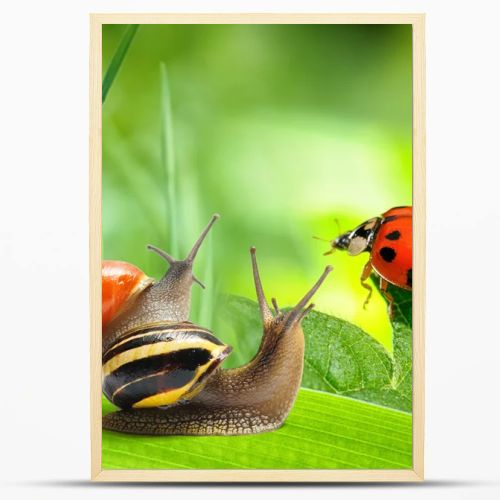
102,25 -> 139,103
160,63 -> 179,257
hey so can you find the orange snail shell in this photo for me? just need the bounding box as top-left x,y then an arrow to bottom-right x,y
102,261 -> 155,329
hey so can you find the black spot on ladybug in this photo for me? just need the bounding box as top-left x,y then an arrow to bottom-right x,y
380,247 -> 397,263
386,230 -> 401,241
406,268 -> 412,288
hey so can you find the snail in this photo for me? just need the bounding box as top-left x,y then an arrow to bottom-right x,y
102,214 -> 332,435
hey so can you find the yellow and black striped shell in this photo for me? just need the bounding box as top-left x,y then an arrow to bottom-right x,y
102,321 -> 232,409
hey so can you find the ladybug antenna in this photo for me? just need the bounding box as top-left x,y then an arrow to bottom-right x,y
313,235 -> 331,243
313,236 -> 336,256
334,218 -> 342,235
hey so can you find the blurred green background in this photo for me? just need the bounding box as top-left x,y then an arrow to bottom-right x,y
102,24 -> 412,359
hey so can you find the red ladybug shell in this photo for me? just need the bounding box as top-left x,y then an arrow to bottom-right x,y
381,206 -> 412,219
370,207 -> 412,290
102,261 -> 154,328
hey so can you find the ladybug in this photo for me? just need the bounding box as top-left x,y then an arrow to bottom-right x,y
323,206 -> 412,317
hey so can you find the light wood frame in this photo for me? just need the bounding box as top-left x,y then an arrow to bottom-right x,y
90,13 -> 425,482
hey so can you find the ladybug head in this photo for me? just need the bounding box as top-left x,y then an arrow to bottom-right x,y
332,232 -> 351,251
321,231 -> 351,256
330,217 -> 381,257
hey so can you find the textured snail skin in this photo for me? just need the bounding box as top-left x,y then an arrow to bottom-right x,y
103,243 -> 332,436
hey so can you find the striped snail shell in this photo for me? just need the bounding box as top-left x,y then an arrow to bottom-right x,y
102,321 -> 231,409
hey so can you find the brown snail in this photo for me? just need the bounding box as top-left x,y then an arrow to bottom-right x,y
102,214 -> 332,435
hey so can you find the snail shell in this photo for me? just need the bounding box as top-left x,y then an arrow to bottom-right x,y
102,321 -> 231,409
102,261 -> 154,328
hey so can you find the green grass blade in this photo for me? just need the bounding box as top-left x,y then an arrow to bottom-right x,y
102,25 -> 139,104
102,388 -> 412,469
160,63 -> 179,257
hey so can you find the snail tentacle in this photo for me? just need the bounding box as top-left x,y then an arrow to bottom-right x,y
250,247 -> 274,327
271,297 -> 280,315
186,213 -> 219,262
283,265 -> 333,328
146,244 -> 176,265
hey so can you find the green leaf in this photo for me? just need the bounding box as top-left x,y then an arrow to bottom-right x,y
102,389 -> 412,469
391,321 -> 412,405
102,25 -> 139,103
219,295 -> 412,412
376,281 -> 413,405
302,311 -> 393,393
301,309 -> 412,412
381,281 -> 412,328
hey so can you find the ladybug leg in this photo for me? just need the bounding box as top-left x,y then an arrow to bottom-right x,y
360,261 -> 374,310
379,278 -> 395,319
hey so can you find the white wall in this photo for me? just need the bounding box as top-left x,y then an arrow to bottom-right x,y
1,1 -> 499,499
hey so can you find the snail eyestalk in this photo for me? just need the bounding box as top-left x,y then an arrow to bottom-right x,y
192,275 -> 206,289
186,213 -> 220,263
250,247 -> 274,325
271,297 -> 280,315
146,244 -> 176,265
285,265 -> 333,326
147,214 -> 219,267
298,302 -> 315,322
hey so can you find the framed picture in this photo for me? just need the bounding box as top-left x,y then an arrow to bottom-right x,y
90,13 -> 425,482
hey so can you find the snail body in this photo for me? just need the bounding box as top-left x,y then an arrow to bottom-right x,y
102,214 -> 332,435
